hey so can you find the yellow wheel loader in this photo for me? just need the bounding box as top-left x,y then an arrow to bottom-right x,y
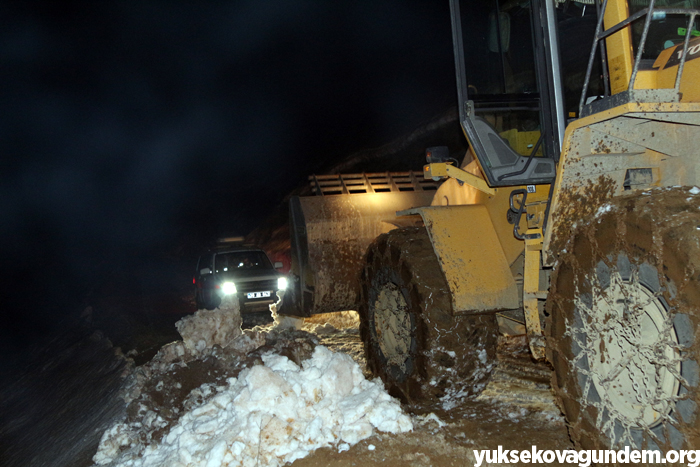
280,0 -> 700,451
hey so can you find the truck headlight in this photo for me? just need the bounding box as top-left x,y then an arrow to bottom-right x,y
277,277 -> 288,291
222,281 -> 237,295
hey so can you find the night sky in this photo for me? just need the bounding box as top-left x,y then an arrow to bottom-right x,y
1,2 -> 458,352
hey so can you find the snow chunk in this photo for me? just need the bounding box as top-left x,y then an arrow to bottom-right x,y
595,204 -> 612,217
176,298 -> 242,351
415,412 -> 447,428
93,423 -> 137,465
690,186 -> 700,195
269,290 -> 304,331
95,346 -> 411,467
477,348 -> 488,365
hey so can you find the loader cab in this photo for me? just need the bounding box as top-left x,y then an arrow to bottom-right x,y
449,0 -> 569,188
450,0 -> 700,188
449,0 -> 620,189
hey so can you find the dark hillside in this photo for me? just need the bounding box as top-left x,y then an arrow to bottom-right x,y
245,107 -> 466,263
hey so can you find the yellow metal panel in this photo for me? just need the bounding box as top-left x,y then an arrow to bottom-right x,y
523,240 -> 545,360
428,160 -> 549,267
444,165 -> 495,195
499,129 -> 542,156
632,70 -> 657,90
423,162 -> 496,195
638,37 -> 700,102
543,102 -> 700,266
405,204 -> 520,314
604,0 -> 634,95
654,42 -> 700,103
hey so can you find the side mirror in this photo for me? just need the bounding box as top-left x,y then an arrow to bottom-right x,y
200,267 -> 211,275
274,262 -> 284,269
425,146 -> 450,163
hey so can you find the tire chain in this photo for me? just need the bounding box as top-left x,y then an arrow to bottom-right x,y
566,267 -> 686,448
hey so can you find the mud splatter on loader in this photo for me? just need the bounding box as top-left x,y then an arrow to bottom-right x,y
281,0 -> 700,452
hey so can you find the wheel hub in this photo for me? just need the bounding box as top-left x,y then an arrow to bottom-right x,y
583,272 -> 680,429
373,282 -> 412,371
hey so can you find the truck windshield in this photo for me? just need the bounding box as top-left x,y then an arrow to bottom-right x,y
214,251 -> 272,273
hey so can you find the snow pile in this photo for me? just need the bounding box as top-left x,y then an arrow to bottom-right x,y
177,298 -> 243,352
94,346 -> 412,467
117,298 -> 268,405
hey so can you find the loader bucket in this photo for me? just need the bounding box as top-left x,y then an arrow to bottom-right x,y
279,173 -> 437,316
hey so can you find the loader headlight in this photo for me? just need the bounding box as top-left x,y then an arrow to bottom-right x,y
222,281 -> 237,295
277,277 -> 288,291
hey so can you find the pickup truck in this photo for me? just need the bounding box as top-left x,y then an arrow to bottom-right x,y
194,247 -> 287,312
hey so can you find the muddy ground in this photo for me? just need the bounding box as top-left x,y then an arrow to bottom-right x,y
0,295 -> 573,467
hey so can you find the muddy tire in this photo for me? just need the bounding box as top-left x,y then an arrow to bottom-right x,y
548,188 -> 700,450
199,290 -> 220,311
359,227 -> 498,405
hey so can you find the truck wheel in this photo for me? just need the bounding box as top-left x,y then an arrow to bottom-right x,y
200,290 -> 220,311
359,227 -> 498,405
548,189 -> 700,451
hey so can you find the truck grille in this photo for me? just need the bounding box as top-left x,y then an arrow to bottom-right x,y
237,279 -> 277,294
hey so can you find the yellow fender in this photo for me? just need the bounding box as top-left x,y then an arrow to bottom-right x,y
399,204 -> 519,314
